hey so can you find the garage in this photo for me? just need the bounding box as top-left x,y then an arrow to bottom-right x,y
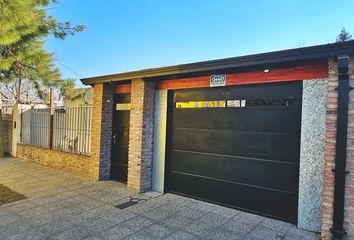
166,81 -> 302,223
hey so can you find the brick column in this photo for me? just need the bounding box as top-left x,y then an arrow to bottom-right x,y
127,79 -> 155,193
91,83 -> 113,180
99,83 -> 113,180
321,57 -> 354,239
321,58 -> 338,239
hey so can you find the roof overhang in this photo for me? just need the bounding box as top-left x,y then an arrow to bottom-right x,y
81,41 -> 354,85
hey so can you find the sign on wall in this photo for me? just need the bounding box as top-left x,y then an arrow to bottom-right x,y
176,101 -> 225,108
210,74 -> 227,87
116,103 -> 131,111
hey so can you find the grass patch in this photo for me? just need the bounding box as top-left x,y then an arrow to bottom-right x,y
0,184 -> 26,205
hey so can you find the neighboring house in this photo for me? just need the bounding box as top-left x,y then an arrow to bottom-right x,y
15,41 -> 354,239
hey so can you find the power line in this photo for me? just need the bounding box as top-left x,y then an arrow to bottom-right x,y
55,60 -> 84,78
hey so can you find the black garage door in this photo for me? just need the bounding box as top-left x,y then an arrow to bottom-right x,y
166,81 -> 302,223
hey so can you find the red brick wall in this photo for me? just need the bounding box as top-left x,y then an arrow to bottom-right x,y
321,57 -> 354,239
127,79 -> 155,193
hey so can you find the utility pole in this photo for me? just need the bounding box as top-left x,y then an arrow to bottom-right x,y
48,88 -> 54,149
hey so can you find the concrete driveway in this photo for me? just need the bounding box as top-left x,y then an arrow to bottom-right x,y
0,157 -> 320,240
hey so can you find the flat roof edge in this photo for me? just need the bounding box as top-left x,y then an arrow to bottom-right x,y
81,41 -> 354,85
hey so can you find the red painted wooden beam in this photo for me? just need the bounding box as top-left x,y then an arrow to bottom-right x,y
114,83 -> 131,93
156,63 -> 328,90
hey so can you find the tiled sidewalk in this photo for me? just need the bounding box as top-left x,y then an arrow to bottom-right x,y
0,157 -> 320,240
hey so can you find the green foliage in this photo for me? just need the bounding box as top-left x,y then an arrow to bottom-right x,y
58,78 -> 87,101
0,0 -> 85,103
336,28 -> 352,42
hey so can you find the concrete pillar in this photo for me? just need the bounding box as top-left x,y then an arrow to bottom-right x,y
127,79 -> 155,193
152,90 -> 168,193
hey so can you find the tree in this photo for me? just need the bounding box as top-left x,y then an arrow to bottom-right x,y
0,0 -> 85,103
0,0 -> 85,157
336,28 -> 352,42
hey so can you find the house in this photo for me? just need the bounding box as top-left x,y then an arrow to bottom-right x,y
16,41 -> 354,239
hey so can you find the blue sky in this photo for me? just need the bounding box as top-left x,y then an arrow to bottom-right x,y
46,0 -> 354,85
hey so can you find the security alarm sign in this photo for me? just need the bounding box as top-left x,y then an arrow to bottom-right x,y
210,74 -> 226,87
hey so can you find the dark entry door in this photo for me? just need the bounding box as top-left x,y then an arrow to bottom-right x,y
166,81 -> 302,223
111,93 -> 131,182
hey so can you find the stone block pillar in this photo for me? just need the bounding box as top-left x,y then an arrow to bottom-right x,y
127,79 -> 155,193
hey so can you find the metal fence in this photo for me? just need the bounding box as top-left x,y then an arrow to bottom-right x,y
52,107 -> 92,154
20,106 -> 92,154
21,109 -> 49,148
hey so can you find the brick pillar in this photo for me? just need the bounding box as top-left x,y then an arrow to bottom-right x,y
99,83 -> 113,180
127,79 -> 155,193
91,83 -> 113,180
321,58 -> 339,239
321,57 -> 354,239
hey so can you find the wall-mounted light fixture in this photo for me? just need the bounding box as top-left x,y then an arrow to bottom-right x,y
263,68 -> 270,73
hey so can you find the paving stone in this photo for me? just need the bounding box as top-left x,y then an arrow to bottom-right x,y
55,206 -> 85,218
120,216 -> 155,231
100,226 -> 133,240
222,219 -> 255,236
53,225 -> 93,240
36,219 -> 73,236
3,200 -> 40,213
162,215 -> 195,229
101,210 -> 137,224
16,206 -> 49,219
189,202 -> 217,212
185,219 -> 218,236
260,218 -> 292,234
129,200 -> 164,214
232,212 -> 265,225
0,221 -> 31,238
6,230 -> 47,240
66,211 -> 101,225
74,200 -> 106,211
27,213 -> 61,226
202,212 -> 232,226
198,228 -> 243,240
81,235 -> 105,240
284,226 -> 321,240
209,206 -> 241,218
0,207 -> 12,217
81,218 -> 116,233
142,207 -> 174,221
138,224 -> 175,240
163,230 -> 196,240
243,225 -> 285,240
88,205 -> 121,217
124,234 -> 154,240
0,213 -> 21,228
175,207 -> 209,220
